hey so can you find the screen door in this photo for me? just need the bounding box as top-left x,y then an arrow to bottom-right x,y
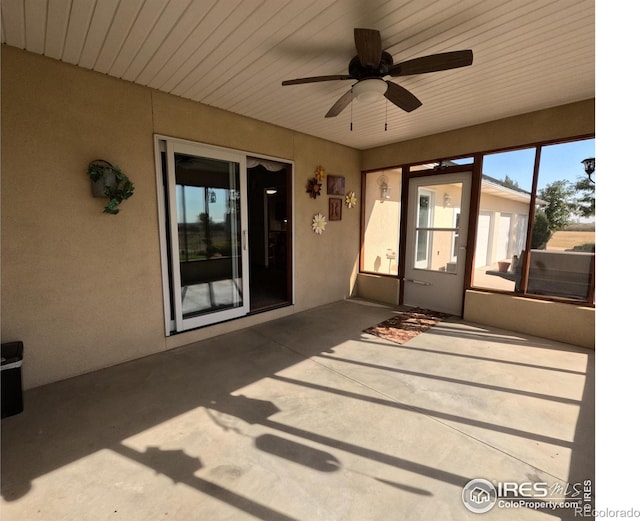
403,172 -> 471,315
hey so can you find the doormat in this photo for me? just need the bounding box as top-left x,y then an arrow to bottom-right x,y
363,308 -> 449,344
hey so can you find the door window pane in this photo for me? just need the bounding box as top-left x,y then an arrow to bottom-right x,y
415,230 -> 460,272
175,153 -> 243,318
413,182 -> 463,272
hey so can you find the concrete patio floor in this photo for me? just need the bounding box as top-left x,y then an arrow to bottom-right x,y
0,299 -> 594,520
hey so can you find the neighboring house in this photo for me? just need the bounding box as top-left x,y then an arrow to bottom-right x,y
475,175 -> 546,269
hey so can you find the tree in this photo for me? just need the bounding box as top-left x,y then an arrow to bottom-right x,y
502,175 -> 520,190
538,180 -> 575,232
573,177 -> 595,218
198,212 -> 213,226
531,210 -> 551,249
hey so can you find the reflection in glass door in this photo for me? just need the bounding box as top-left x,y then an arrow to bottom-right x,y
165,141 -> 249,332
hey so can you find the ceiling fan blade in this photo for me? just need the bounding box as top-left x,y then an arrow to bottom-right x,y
354,28 -> 382,68
384,81 -> 422,112
282,74 -> 353,86
389,50 -> 473,77
325,89 -> 353,118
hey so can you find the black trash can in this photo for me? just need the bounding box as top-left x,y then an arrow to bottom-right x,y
1,341 -> 24,418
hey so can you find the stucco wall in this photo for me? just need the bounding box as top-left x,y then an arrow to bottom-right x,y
361,99 -> 595,171
1,46 -> 361,389
464,290 -> 595,349
355,273 -> 400,305
361,169 -> 402,274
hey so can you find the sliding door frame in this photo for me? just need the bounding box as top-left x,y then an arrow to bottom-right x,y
154,135 -> 295,336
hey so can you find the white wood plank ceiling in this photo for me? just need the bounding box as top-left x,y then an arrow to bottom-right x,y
1,0 -> 595,150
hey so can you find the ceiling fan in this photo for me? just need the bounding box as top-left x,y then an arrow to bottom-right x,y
282,28 -> 473,118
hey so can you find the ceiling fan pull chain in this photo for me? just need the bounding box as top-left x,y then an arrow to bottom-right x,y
384,99 -> 388,131
350,91 -> 353,131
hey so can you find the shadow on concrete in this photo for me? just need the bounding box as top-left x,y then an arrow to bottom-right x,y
269,374 -> 574,449
314,353 -> 582,405
254,434 -> 341,472
208,393 -> 467,489
0,300 -> 396,509
115,444 -> 299,521
0,299 -> 595,519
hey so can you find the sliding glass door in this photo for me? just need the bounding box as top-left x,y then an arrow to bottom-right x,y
164,140 -> 249,332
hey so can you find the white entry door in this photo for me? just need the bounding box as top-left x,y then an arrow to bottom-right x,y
403,172 -> 471,315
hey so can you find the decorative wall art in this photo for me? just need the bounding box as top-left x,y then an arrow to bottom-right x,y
327,175 -> 345,195
345,191 -> 357,208
328,198 -> 342,221
306,165 -> 326,199
306,177 -> 322,199
312,213 -> 327,234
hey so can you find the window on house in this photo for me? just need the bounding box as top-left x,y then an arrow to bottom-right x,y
361,168 -> 402,275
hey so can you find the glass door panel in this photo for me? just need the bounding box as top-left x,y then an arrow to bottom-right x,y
167,142 -> 249,331
413,183 -> 463,272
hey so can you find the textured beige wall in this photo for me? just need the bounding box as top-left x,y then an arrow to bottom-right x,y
1,47 -> 361,389
362,169 -> 402,275
151,90 -> 294,160
355,274 -> 400,305
1,47 -> 166,389
464,291 -> 595,349
362,99 -> 595,170
290,133 -> 362,311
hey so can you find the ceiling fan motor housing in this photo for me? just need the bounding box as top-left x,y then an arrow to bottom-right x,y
348,51 -> 394,79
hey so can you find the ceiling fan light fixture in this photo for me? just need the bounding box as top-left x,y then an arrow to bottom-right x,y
352,79 -> 388,102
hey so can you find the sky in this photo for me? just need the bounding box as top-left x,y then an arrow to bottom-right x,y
178,185 -> 232,224
482,138 -> 596,192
